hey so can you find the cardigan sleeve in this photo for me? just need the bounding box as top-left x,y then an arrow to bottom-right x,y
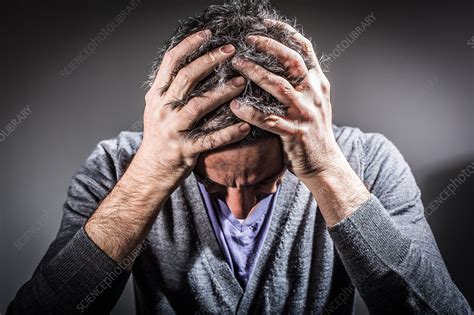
328,133 -> 471,314
7,136 -> 131,315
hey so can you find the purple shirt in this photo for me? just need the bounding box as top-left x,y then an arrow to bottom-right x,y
197,181 -> 281,288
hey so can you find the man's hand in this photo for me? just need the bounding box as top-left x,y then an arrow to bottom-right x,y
86,30 -> 250,262
229,19 -> 337,179
139,29 -> 250,192
229,20 -> 370,226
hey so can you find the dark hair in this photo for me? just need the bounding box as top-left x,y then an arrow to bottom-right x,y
147,0 -> 315,144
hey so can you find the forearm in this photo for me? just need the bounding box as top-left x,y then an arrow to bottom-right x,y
303,142 -> 470,312
327,195 -> 471,313
301,147 -> 371,227
85,31 -> 249,263
85,146 -> 178,262
7,227 -> 131,314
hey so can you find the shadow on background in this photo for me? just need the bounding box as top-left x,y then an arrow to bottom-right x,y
422,158 -> 474,306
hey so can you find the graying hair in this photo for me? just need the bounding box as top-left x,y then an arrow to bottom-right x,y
147,0 -> 316,144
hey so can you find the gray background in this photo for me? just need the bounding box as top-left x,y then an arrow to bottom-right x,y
2,0 -> 473,313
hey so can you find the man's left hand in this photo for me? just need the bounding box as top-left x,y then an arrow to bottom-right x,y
230,19 -> 371,226
230,19 -> 342,180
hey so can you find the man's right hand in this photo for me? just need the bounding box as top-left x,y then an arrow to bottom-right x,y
135,29 -> 250,194
85,30 -> 249,262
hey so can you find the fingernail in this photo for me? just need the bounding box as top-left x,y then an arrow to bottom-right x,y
239,122 -> 250,132
231,76 -> 246,87
231,57 -> 244,67
230,100 -> 241,110
246,35 -> 257,42
198,29 -> 212,39
221,44 -> 235,54
263,19 -> 275,26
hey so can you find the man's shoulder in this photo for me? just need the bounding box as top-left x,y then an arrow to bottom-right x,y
84,131 -> 143,179
89,127 -> 401,180
95,126 -> 399,164
333,125 -> 406,179
98,130 -> 143,155
110,127 -> 390,154
334,125 -> 391,150
115,130 -> 143,154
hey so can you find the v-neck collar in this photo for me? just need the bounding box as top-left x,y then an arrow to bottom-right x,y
181,169 -> 302,312
210,186 -> 278,231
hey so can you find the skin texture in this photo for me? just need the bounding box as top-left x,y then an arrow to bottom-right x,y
229,19 -> 371,225
194,137 -> 285,219
85,30 -> 252,262
85,21 -> 371,264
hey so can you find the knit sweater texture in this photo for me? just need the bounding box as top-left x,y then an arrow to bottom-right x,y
7,126 -> 471,314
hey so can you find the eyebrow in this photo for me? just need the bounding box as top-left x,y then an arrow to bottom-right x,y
194,169 -> 284,188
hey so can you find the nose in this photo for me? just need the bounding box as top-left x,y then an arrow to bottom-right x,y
222,187 -> 259,219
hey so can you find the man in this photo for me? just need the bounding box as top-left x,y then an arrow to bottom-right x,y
7,0 -> 470,314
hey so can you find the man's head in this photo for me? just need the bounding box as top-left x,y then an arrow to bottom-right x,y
147,0 -> 315,216
194,136 -> 286,218
147,0 -> 315,144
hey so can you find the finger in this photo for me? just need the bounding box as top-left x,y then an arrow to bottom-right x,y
190,122 -> 251,154
246,35 -> 307,79
178,76 -> 247,129
167,44 -> 236,99
263,19 -> 321,71
152,29 -> 212,93
232,57 -> 299,106
230,99 -> 296,137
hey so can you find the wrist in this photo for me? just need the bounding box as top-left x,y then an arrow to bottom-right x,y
297,142 -> 347,182
128,145 -> 188,197
303,154 -> 371,227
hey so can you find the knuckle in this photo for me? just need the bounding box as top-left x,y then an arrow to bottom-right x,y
219,131 -> 232,145
177,69 -> 192,87
288,52 -> 304,66
163,49 -> 177,65
321,78 -> 331,94
261,72 -> 271,84
250,63 -> 262,76
248,108 -> 260,122
185,98 -> 203,117
205,51 -> 217,64
202,134 -> 218,149
301,39 -> 314,54
215,85 -> 231,100
314,97 -> 324,107
264,37 -> 275,49
145,91 -> 154,103
286,55 -> 306,76
296,54 -> 307,68
182,36 -> 193,49
264,116 -> 279,129
276,78 -> 293,94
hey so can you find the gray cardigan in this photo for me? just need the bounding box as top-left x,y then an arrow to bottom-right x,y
7,126 -> 471,314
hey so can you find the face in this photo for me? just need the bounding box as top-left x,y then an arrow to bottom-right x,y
194,137 -> 286,219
